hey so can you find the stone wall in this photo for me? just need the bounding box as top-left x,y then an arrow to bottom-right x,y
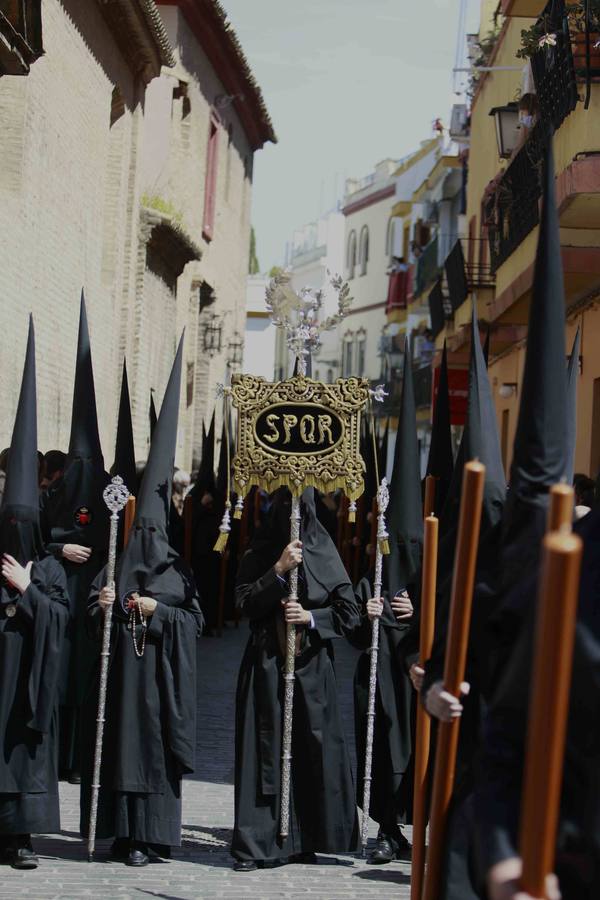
0,0 -> 256,472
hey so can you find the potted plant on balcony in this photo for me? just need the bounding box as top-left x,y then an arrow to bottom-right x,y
516,1 -> 600,75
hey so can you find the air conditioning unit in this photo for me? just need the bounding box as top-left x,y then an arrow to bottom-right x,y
423,200 -> 439,225
449,103 -> 470,143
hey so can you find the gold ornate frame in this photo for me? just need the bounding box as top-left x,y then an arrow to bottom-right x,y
230,373 -> 369,499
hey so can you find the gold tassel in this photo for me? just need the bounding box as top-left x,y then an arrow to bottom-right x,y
379,538 -> 390,556
233,508 -> 242,520
214,530 -> 229,553
348,510 -> 356,523
233,496 -> 244,520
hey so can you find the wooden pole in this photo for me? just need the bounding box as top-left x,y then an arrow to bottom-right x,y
123,496 -> 136,547
422,460 -> 486,900
410,513 -> 439,900
547,482 -> 574,532
424,474 -> 437,519
183,493 -> 193,565
519,529 -> 582,898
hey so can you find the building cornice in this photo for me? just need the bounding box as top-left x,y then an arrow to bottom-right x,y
157,0 -> 276,150
96,0 -> 175,84
342,184 -> 395,217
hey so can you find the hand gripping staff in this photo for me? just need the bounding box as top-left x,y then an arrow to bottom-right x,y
360,477 -> 390,855
87,475 -> 130,861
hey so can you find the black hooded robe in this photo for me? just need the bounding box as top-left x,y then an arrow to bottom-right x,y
350,577 -> 413,832
231,490 -> 360,862
0,554 -> 68,833
80,546 -> 202,847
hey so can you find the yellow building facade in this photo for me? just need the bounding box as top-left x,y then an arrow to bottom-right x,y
437,0 -> 600,478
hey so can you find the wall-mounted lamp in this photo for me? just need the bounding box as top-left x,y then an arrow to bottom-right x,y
203,314 -> 223,357
227,331 -> 244,368
498,382 -> 518,399
489,102 -> 520,159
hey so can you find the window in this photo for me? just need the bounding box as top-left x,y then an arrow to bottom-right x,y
172,80 -> 190,119
356,332 -> 366,377
186,362 -> 194,408
225,124 -> 234,201
342,336 -> 354,377
327,368 -> 334,384
385,217 -> 395,261
202,115 -> 219,241
315,369 -> 320,382
359,225 -> 369,275
198,281 -> 215,311
346,230 -> 357,279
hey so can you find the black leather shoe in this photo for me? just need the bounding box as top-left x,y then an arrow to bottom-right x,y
11,845 -> 38,870
68,771 -> 81,785
368,834 -> 397,864
233,859 -> 258,871
126,849 -> 149,867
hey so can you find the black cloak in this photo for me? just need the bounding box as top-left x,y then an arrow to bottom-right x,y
231,487 -> 360,862
80,334 -> 203,848
350,577 -> 413,831
0,318 -> 68,834
474,504 -> 600,900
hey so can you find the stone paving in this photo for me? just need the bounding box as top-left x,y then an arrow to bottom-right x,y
1,624 -> 412,899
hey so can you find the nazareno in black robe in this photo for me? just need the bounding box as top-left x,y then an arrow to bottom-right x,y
0,511 -> 68,834
349,575 -> 413,833
474,504 -> 600,900
80,519 -> 202,849
231,488 -> 360,863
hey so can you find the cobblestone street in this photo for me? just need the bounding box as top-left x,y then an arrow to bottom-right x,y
0,624 -> 412,899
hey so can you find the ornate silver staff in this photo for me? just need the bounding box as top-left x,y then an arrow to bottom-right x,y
266,270 -> 352,839
88,475 -> 130,862
361,477 -> 390,855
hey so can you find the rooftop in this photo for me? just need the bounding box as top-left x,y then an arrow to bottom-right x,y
157,0 -> 276,150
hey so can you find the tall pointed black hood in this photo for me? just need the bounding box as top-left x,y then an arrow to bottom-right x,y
41,294 -> 109,551
510,141 -> 568,494
194,411 -> 216,497
114,335 -> 194,609
426,341 -> 454,515
216,419 -> 229,501
1,317 -> 45,569
2,317 -> 39,516
501,141 -> 569,591
135,334 -> 184,527
1,320 -> 43,566
565,327 -> 581,485
378,418 -> 390,481
69,291 -> 103,465
386,338 -> 423,594
112,359 -> 137,495
438,305 -> 506,586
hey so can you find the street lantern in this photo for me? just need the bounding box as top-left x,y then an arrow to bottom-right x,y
203,314 -> 223,356
227,331 -> 244,368
489,103 -> 520,159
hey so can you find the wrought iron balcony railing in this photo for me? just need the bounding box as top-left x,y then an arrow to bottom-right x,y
530,0 -> 579,130
413,236 -> 441,299
485,124 -> 547,273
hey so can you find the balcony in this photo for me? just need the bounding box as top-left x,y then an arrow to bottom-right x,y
529,1 -> 579,130
386,267 -> 413,313
485,124 -> 546,273
413,236 -> 441,299
501,0 -> 547,15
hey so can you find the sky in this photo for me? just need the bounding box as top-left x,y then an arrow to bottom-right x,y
224,0 -> 479,271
